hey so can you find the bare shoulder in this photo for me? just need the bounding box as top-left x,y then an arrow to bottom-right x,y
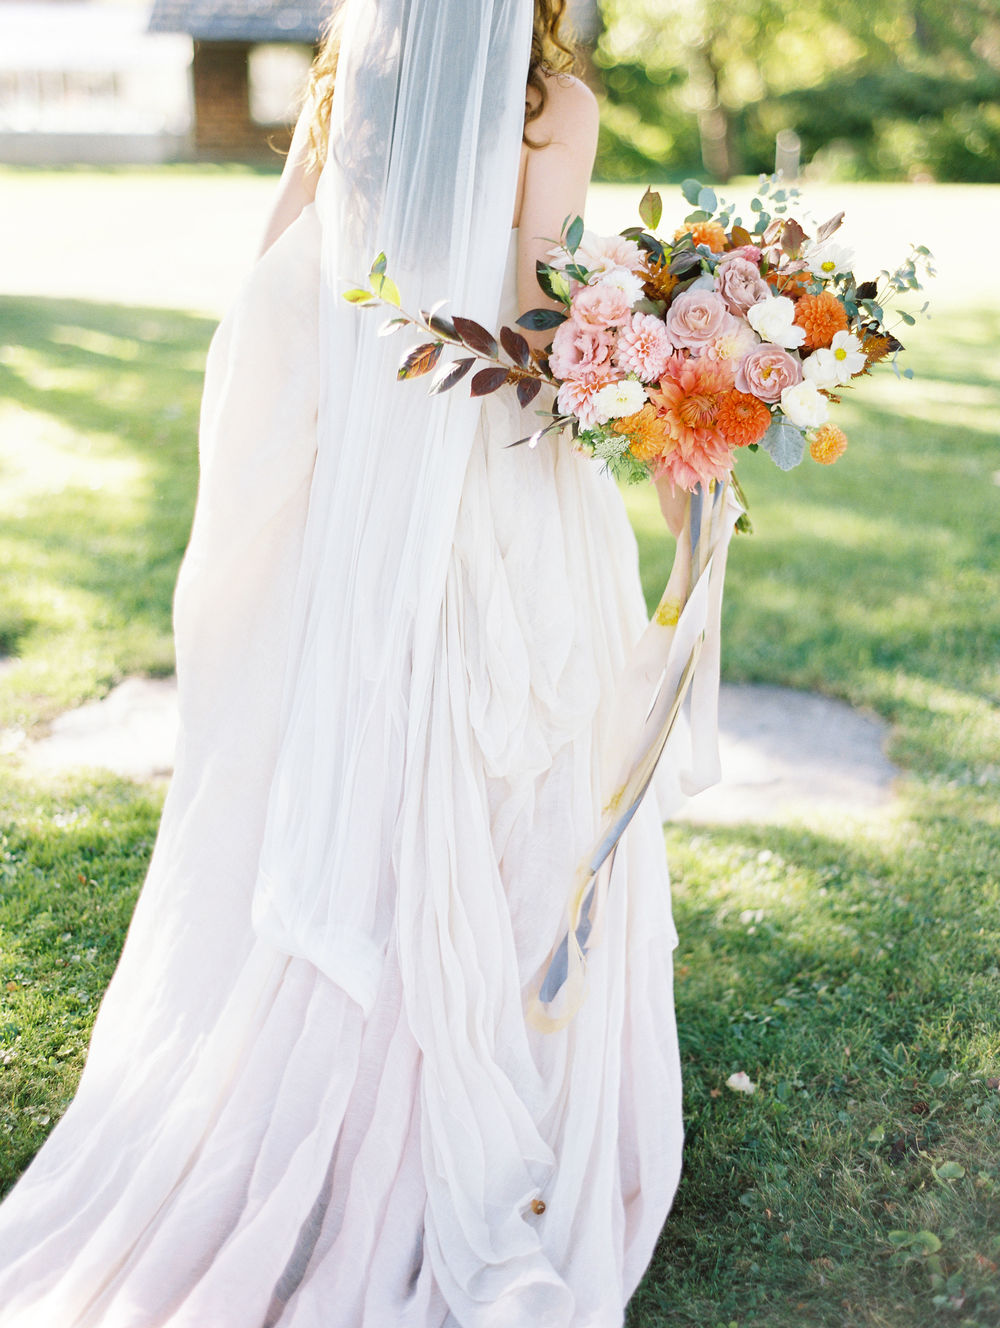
528,72 -> 599,148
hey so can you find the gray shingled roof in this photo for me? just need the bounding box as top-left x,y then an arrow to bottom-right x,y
148,0 -> 329,43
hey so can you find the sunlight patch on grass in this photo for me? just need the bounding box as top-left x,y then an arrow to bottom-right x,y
0,405 -> 145,507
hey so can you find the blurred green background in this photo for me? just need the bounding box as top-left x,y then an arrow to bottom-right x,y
592,0 -> 1000,184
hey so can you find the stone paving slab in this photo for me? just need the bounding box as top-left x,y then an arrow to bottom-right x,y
14,676 -> 898,826
675,683 -> 898,825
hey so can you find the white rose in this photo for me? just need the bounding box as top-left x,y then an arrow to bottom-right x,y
593,378 -> 648,421
746,296 -> 806,349
781,379 -> 830,429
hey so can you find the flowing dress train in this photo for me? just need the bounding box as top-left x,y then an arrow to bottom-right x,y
0,206 -> 683,1328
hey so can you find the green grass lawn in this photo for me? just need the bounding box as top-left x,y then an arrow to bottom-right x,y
1,170 -> 999,1326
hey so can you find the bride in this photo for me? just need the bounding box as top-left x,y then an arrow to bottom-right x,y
0,1 -> 688,1323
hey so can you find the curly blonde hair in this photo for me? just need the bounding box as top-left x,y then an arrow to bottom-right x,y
304,1 -> 578,169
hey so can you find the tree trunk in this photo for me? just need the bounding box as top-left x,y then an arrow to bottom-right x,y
687,42 -> 739,181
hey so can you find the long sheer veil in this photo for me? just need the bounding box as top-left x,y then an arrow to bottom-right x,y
252,0 -> 535,1011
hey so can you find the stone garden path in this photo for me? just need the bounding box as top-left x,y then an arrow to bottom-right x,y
17,676 -> 898,826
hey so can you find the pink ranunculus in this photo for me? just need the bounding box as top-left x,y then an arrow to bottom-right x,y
570,282 -> 633,332
715,255 -> 772,317
735,343 -> 803,403
548,319 -> 617,380
557,370 -> 622,429
665,288 -> 736,353
614,312 -> 674,381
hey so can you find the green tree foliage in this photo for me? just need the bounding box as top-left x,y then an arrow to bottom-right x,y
595,0 -> 1000,182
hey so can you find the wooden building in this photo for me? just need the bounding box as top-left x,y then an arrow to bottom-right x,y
148,0 -> 327,158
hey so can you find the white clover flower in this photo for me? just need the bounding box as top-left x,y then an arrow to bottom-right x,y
726,1071 -> 757,1095
781,379 -> 830,429
806,242 -> 855,280
590,266 -> 646,304
593,378 -> 648,420
746,296 -> 807,349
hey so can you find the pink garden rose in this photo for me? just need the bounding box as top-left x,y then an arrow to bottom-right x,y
735,343 -> 803,402
614,312 -> 674,381
549,319 -> 616,380
665,288 -> 737,353
571,282 -> 633,332
715,255 -> 771,317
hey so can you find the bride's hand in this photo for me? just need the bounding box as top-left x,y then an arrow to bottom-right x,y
654,472 -> 688,539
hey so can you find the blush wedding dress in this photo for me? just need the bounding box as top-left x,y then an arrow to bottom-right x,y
0,2 -> 689,1324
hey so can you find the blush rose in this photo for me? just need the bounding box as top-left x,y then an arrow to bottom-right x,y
735,343 -> 803,403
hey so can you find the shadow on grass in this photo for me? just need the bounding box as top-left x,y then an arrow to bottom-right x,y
0,295 -> 212,712
628,800 -> 1000,1328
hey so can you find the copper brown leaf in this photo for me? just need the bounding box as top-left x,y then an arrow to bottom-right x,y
429,355 -> 476,395
500,326 -> 532,368
516,377 -> 542,409
816,211 -> 845,244
470,367 -> 511,397
398,342 -> 443,381
453,316 -> 499,359
781,218 -> 807,256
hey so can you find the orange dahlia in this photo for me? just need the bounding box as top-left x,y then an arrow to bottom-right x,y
612,404 -> 670,464
674,221 -> 728,253
647,354 -> 736,490
716,389 -> 772,448
809,423 -> 848,464
793,290 -> 849,349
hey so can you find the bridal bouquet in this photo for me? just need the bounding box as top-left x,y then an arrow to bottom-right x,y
346,178 -> 930,1025
347,176 -> 931,523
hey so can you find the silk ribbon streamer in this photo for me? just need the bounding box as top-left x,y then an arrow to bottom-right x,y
530,479 -> 744,1031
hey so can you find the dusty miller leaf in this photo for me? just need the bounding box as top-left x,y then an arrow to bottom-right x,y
760,416 -> 805,471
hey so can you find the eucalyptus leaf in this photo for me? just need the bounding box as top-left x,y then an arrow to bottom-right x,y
697,186 -> 717,213
760,416 -> 805,471
680,178 -> 703,206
